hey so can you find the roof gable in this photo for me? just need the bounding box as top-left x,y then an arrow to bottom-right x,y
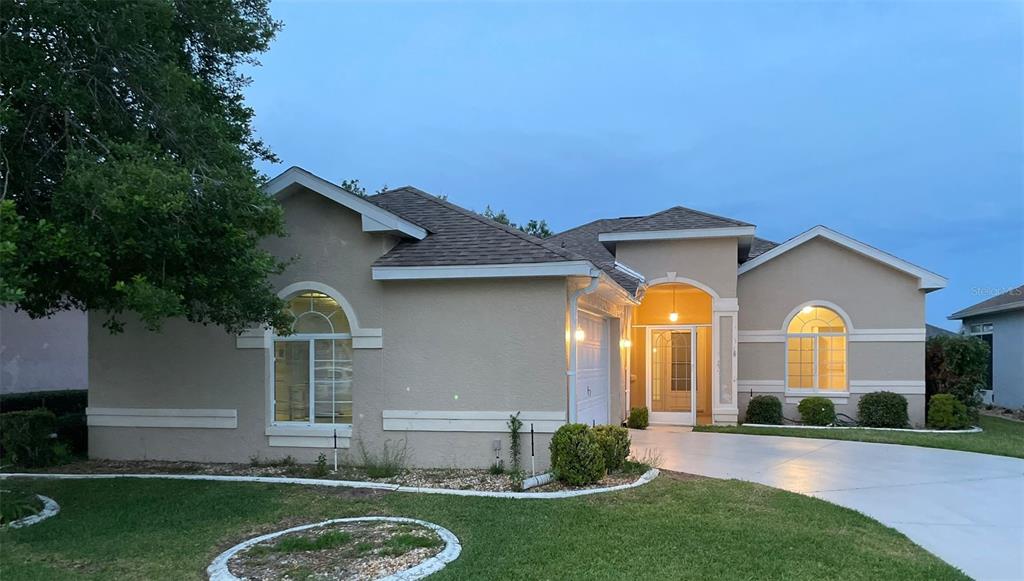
738,225 -> 947,291
264,167 -> 427,240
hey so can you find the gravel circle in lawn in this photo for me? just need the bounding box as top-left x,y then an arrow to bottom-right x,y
209,517 -> 461,581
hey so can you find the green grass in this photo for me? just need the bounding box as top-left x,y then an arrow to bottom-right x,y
380,532 -> 443,556
1,487 -> 43,525
694,414 -> 1024,459
251,530 -> 352,555
0,475 -> 965,580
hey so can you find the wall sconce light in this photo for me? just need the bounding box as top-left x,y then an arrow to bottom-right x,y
575,328 -> 586,341
620,338 -> 632,348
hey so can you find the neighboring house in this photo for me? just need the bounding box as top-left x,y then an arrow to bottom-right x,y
949,285 -> 1024,409
1,308 -> 88,394
926,324 -> 956,339
87,167 -> 947,467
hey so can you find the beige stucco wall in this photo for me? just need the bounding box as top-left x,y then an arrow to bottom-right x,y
736,236 -> 929,425
89,191 -> 573,468
614,238 -> 739,298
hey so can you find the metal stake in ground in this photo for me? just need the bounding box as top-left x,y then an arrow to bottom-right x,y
530,423 -> 535,476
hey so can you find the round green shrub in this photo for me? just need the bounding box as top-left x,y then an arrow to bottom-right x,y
592,425 -> 631,472
797,396 -> 835,426
857,391 -> 909,428
744,395 -> 783,425
549,423 -> 606,485
927,394 -> 970,430
627,406 -> 649,430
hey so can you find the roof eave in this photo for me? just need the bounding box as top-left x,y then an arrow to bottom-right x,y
948,301 -> 1024,320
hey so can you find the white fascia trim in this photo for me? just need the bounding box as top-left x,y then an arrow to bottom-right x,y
265,167 -> 427,240
737,225 -> 948,290
599,226 -> 756,243
372,261 -> 597,280
613,261 -> 646,282
382,410 -> 566,433
87,407 -> 237,429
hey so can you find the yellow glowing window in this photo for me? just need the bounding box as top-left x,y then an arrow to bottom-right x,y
786,306 -> 847,391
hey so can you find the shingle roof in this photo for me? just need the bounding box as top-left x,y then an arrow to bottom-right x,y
746,237 -> 780,261
608,205 -> 753,233
949,284 -> 1024,319
368,187 -> 589,267
547,217 -> 645,294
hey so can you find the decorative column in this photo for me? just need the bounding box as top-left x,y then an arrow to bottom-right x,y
712,298 -> 739,425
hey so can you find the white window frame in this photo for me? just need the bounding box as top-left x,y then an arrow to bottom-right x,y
784,307 -> 849,395
271,333 -> 353,428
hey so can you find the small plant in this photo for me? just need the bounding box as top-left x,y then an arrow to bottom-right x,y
592,425 -> 631,472
797,396 -> 835,426
508,469 -> 525,491
488,460 -> 505,475
357,439 -> 408,478
0,408 -> 61,467
627,406 -> 649,429
858,391 -> 909,428
549,423 -> 605,485
745,395 -> 783,425
310,453 -> 329,478
927,394 -> 970,429
0,488 -> 43,525
380,532 -> 442,556
507,412 -> 523,472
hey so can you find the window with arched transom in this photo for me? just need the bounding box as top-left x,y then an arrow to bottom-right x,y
786,305 -> 847,392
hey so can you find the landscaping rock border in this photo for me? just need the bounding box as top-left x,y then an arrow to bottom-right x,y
0,469 -> 659,500
741,423 -> 982,434
5,494 -> 60,529
207,516 -> 461,581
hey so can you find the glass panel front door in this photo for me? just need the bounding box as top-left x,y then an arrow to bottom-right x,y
649,327 -> 699,424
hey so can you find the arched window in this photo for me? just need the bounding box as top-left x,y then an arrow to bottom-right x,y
786,305 -> 847,392
273,291 -> 353,425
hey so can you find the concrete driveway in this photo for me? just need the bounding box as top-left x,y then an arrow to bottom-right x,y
631,428 -> 1024,580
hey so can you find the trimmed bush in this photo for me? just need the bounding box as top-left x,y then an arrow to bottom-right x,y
627,406 -> 649,430
0,408 -> 63,467
745,395 -> 783,425
857,392 -> 909,428
927,394 -> 970,430
592,425 -> 631,472
549,423 -> 605,485
797,397 -> 835,426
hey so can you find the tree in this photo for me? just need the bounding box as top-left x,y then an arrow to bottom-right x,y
339,179 -> 389,198
925,335 -> 990,418
481,206 -> 553,238
0,0 -> 289,333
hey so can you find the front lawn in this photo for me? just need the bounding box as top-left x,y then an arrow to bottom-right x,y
694,415 -> 1024,459
0,475 -> 965,580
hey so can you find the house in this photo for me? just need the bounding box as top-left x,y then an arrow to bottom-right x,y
926,324 -> 956,339
86,167 -> 947,467
1,308 -> 88,394
949,285 -> 1024,408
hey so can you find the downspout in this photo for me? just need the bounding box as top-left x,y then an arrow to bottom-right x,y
567,269 -> 601,424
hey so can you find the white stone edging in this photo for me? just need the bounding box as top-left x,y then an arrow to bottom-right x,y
4,494 -> 60,529
207,516 -> 461,581
0,469 -> 660,500
741,423 -> 983,434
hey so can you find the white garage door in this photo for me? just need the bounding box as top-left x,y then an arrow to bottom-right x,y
576,311 -> 610,427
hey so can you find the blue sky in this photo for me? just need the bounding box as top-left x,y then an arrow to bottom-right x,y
245,1 -> 1023,328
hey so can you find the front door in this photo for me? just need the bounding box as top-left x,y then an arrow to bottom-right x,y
647,327 -> 697,425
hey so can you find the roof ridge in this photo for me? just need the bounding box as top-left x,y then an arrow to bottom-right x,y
388,186 -> 589,264
610,204 -> 753,232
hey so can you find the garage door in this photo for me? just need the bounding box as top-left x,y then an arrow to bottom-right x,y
576,311 -> 610,427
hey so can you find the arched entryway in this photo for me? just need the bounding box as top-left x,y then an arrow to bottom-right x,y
630,282 -> 715,425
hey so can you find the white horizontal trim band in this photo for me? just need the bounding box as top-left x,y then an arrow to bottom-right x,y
382,410 -> 566,433
740,381 -> 924,395
86,407 -> 237,429
372,261 -> 597,280
738,329 -> 926,343
599,226 -> 756,243
268,435 -> 351,449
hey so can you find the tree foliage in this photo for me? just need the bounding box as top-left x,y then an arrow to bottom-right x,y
0,0 -> 289,333
482,205 -> 553,238
925,335 -> 990,415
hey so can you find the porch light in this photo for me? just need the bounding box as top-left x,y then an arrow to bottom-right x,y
620,338 -> 632,348
668,286 -> 679,322
575,328 -> 586,341
668,312 -> 679,322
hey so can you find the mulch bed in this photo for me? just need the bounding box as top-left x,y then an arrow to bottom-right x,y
228,520 -> 442,581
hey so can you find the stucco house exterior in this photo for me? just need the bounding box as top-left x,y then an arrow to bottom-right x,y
87,167 -> 947,467
949,285 -> 1024,409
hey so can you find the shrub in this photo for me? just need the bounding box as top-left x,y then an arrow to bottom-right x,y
927,394 -> 970,430
0,390 -> 87,416
357,439 -> 408,478
745,395 -> 783,425
56,412 -> 88,455
0,408 -> 62,467
310,452 -> 329,478
926,335 -> 989,416
549,423 -> 605,485
857,392 -> 909,428
797,397 -> 835,426
627,406 -> 649,429
507,412 -> 523,472
592,425 -> 631,472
